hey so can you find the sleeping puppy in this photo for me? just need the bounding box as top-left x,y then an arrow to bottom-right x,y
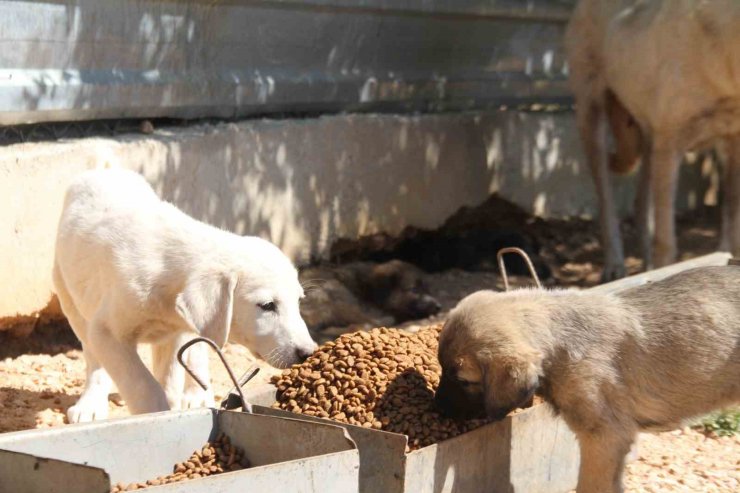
435,266 -> 740,493
53,168 -> 317,423
300,260 -> 441,331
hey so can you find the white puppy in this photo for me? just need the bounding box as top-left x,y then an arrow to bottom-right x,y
53,168 -> 317,423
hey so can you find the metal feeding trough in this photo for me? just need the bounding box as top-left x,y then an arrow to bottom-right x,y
0,409 -> 360,493
246,392 -> 579,493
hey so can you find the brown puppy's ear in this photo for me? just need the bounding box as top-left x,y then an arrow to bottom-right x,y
482,351 -> 541,420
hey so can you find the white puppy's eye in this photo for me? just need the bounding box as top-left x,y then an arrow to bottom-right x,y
258,301 -> 277,312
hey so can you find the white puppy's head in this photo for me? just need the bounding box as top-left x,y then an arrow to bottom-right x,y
229,238 -> 317,368
175,236 -> 317,368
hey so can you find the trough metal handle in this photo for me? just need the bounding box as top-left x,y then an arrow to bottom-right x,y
176,337 -> 259,413
496,247 -> 542,291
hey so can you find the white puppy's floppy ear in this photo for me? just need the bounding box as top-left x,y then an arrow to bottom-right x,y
175,272 -> 238,348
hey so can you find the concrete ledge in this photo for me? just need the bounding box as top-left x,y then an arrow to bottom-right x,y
0,111 -> 716,328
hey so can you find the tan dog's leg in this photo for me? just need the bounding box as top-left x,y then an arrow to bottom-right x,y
721,136 -> 740,256
578,101 -> 626,280
650,140 -> 680,267
634,143 -> 653,271
576,429 -> 635,493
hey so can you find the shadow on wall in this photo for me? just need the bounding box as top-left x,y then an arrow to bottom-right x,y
109,110 -> 718,265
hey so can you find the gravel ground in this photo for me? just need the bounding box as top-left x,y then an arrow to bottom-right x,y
0,210 -> 737,491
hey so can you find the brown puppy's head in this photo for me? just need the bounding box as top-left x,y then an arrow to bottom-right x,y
434,291 -> 542,421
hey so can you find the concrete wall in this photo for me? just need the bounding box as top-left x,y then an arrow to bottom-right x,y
0,110 -> 717,329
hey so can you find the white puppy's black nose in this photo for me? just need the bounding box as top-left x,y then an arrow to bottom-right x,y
294,347 -> 313,362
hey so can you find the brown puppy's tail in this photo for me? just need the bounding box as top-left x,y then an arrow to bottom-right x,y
606,89 -> 642,175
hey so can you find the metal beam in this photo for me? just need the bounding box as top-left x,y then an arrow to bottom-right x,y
0,0 -> 575,125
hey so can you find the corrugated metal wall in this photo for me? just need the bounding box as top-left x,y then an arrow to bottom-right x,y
0,0 -> 576,125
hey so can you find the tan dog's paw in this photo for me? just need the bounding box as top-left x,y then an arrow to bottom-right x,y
600,261 -> 627,282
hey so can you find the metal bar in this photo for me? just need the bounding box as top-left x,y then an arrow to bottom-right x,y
496,247 -> 543,291
176,337 -> 259,413
220,366 -> 262,411
233,0 -> 576,22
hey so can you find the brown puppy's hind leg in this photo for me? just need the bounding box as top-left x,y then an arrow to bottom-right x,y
576,428 -> 636,493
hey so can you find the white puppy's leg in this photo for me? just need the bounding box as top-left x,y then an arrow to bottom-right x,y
54,263 -> 113,423
87,317 -> 169,415
151,336 -> 185,409
152,333 -> 213,410
67,348 -> 113,423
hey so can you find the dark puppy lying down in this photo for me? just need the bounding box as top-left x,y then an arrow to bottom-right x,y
435,266 -> 740,493
300,260 -> 441,331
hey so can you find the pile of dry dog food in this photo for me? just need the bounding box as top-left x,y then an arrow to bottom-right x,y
110,433 -> 249,492
271,325 -> 488,451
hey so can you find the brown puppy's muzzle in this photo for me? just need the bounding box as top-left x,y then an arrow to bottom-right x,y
434,373 -> 486,420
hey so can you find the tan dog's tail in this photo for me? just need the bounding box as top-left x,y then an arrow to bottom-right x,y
606,90 -> 642,175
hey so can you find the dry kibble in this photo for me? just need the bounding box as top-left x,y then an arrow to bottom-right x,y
271,325 -> 504,451
110,434 -> 250,492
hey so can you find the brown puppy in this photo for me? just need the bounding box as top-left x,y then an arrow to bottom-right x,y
436,266 -> 740,493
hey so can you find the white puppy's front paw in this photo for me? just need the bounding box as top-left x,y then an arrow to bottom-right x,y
67,399 -> 109,423
181,387 -> 215,409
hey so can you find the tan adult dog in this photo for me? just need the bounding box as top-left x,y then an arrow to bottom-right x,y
435,266 -> 740,493
566,0 -> 740,281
